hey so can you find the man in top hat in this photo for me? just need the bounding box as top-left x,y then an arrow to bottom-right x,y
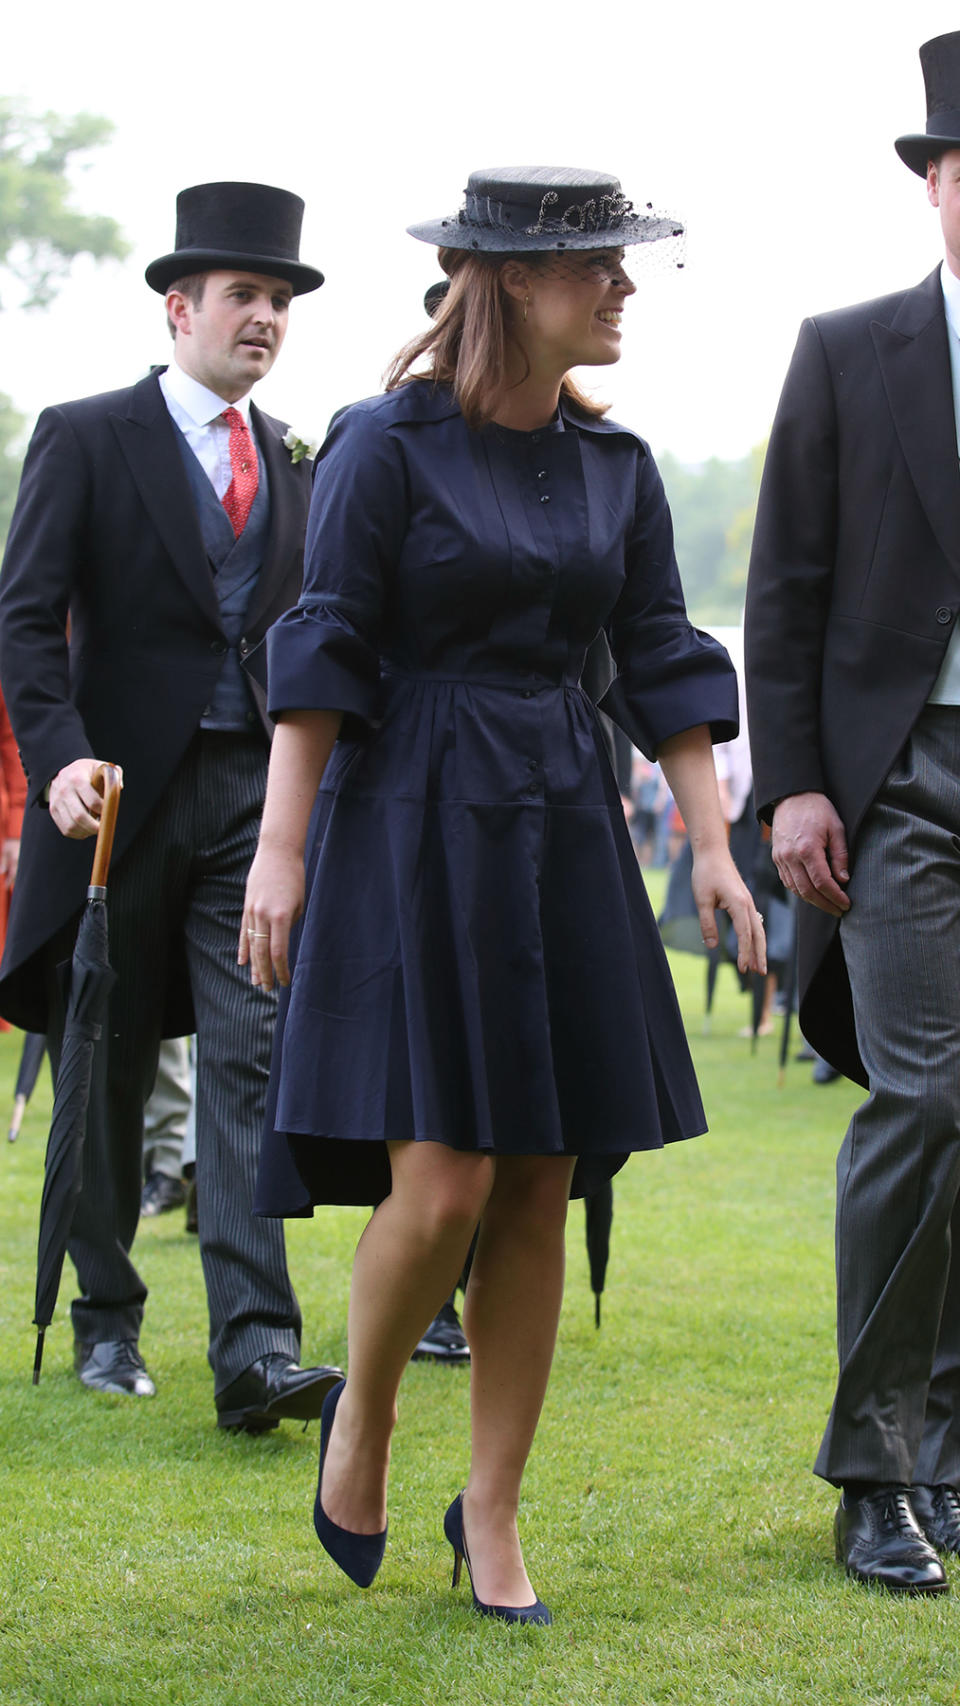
0,181 -> 343,1429
745,34 -> 960,1592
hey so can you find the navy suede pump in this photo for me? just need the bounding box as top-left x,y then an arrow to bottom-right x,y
443,1492 -> 551,1625
313,1379 -> 387,1588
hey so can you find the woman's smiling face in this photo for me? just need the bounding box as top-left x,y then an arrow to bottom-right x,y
507,249 -> 636,374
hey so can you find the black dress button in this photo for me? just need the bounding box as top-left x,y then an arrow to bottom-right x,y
528,758 -> 539,771
530,434 -> 541,444
539,494 -> 551,504
936,606 -> 953,625
537,469 -> 548,480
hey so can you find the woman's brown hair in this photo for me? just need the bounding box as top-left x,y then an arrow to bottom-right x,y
384,248 -> 609,430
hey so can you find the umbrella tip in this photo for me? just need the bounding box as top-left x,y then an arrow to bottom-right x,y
594,1295 -> 601,1329
32,1327 -> 45,1385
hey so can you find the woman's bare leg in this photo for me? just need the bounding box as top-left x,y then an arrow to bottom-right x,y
460,1154 -> 576,1606
320,1140 -> 493,1534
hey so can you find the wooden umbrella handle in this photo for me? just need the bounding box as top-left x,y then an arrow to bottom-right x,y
89,763 -> 123,890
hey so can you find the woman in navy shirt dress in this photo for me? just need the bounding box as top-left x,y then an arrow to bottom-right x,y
241,167 -> 765,1622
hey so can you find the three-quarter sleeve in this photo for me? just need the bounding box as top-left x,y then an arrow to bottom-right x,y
598,447 -> 739,757
266,404 -> 410,729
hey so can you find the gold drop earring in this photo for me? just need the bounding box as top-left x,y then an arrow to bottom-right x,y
522,295 -> 529,323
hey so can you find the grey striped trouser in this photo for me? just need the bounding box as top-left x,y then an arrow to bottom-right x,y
816,705 -> 960,1487
47,731 -> 302,1390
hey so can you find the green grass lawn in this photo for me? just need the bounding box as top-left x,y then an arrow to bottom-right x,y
1,878 -> 957,1705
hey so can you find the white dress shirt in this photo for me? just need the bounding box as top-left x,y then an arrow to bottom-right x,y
927,263 -> 960,704
158,361 -> 255,501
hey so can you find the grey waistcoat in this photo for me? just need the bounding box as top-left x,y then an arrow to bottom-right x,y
175,427 -> 271,731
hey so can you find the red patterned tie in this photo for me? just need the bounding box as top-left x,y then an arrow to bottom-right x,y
221,407 -> 259,537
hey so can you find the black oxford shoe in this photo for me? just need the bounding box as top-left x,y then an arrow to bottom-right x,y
835,1486 -> 948,1594
411,1301 -> 471,1364
140,1171 -> 187,1216
74,1338 -> 156,1397
911,1484 -> 960,1556
215,1354 -> 344,1433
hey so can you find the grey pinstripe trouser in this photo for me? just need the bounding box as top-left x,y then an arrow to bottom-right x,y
816,705 -> 960,1487
47,731 -> 302,1390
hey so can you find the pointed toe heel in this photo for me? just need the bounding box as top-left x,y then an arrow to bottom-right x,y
443,1493 -> 552,1626
313,1379 -> 387,1589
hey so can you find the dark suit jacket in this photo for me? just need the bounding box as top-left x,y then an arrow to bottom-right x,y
745,266 -> 960,1084
0,369 -> 312,1033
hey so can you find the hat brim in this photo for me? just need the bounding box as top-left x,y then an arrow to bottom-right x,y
406,214 -> 681,252
145,247 -> 324,295
895,132 -> 960,175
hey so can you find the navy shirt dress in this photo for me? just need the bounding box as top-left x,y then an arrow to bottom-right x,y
255,381 -> 738,1214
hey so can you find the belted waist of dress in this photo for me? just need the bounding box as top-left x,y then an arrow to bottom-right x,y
380,664 -> 583,691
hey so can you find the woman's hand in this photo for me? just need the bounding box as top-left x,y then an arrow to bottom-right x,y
238,709 -> 343,990
1,836 -> 20,888
239,841 -> 306,990
656,724 -> 766,975
690,846 -> 767,975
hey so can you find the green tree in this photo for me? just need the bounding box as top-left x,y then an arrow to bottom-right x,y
0,99 -> 127,552
722,440 -> 767,613
658,444 -> 766,626
0,391 -> 25,549
0,99 -> 128,309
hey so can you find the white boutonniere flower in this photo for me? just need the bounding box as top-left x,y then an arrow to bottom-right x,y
283,427 -> 321,465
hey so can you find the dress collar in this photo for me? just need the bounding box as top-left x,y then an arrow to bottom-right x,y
163,358 -> 253,427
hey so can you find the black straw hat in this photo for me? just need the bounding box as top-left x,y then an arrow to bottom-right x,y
896,33 -> 960,176
145,181 -> 323,295
407,166 -> 682,253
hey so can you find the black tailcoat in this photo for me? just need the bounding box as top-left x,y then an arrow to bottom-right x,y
0,370 -> 312,1033
745,266 -> 960,1084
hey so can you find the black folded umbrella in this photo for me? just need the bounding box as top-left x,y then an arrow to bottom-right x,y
777,899 -> 800,1089
7,1031 -> 47,1142
33,765 -> 122,1383
585,1181 -> 614,1328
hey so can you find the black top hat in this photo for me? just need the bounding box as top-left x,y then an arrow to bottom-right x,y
423,280 -> 450,318
407,166 -> 682,252
145,181 -> 323,295
896,33 -> 960,175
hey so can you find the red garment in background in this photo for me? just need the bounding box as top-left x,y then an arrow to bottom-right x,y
0,683 -> 26,1031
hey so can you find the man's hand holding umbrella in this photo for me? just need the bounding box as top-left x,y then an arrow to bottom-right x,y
49,758 -> 123,840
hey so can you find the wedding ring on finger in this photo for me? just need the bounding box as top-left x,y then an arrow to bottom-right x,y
247,929 -> 270,938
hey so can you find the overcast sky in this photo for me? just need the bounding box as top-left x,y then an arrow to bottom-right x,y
3,1 -> 958,461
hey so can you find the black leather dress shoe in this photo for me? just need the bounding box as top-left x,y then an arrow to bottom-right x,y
215,1354 -> 344,1433
411,1301 -> 470,1363
835,1487 -> 948,1593
140,1171 -> 188,1216
812,1056 -> 842,1085
911,1484 -> 960,1555
74,1338 -> 156,1397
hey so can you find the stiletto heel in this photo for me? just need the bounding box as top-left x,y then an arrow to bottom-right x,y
443,1492 -> 551,1625
313,1379 -> 387,1588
